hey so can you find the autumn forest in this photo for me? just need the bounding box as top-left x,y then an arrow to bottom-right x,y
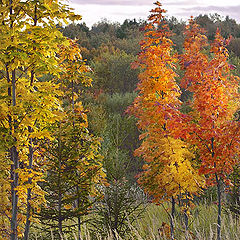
1,1 -> 240,240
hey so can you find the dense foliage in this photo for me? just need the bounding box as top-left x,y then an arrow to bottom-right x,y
1,0 -> 240,239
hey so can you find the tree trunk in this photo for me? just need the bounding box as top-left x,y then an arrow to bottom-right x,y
77,187 -> 82,240
8,1 -> 19,238
24,7 -> 38,239
184,209 -> 188,231
58,185 -> 63,239
10,145 -> 19,240
24,189 -> 32,240
184,194 -> 189,234
10,68 -> 19,240
23,135 -> 33,240
170,197 -> 175,240
58,138 -> 63,240
216,173 -> 222,240
72,78 -> 82,240
184,208 -> 189,240
10,87 -> 19,240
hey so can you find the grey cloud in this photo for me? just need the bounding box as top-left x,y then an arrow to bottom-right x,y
70,0 -> 197,6
181,5 -> 240,14
162,0 -> 200,6
179,5 -> 240,21
70,0 -> 152,5
112,10 -> 147,17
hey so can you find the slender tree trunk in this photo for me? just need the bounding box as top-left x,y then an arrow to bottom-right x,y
6,56 -> 19,240
211,135 -> 221,240
72,79 -> 82,240
170,197 -> 175,240
77,215 -> 81,240
23,134 -> 33,240
10,69 -> 19,240
184,209 -> 188,231
216,173 -> 222,240
8,1 -> 19,238
58,138 -> 63,240
77,187 -> 82,240
184,208 -> 189,240
58,191 -> 63,240
24,183 -> 32,240
11,147 -> 19,240
24,7 -> 38,239
58,177 -> 63,239
184,194 -> 189,233
10,71 -> 19,240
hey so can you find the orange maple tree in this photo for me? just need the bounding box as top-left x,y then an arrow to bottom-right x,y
180,19 -> 240,240
129,3 -> 204,238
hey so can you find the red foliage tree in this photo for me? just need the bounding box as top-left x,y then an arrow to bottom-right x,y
180,19 -> 240,240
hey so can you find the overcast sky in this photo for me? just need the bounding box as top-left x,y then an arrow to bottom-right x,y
68,0 -> 240,27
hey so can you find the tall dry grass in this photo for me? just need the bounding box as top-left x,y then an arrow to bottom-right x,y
31,203 -> 240,240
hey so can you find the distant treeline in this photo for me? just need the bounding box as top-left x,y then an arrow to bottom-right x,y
60,14 -> 240,60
